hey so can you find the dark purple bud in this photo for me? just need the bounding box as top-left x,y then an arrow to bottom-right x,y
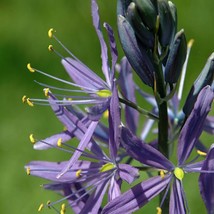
183,52 -> 214,116
133,0 -> 157,31
165,29 -> 187,84
117,15 -> 155,87
126,2 -> 155,49
158,0 -> 175,47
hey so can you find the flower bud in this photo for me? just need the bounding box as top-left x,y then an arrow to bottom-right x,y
164,29 -> 187,84
133,0 -> 157,31
126,2 -> 154,48
158,0 -> 175,47
183,52 -> 214,116
118,15 -> 154,87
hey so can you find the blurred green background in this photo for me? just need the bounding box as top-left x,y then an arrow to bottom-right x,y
0,0 -> 213,213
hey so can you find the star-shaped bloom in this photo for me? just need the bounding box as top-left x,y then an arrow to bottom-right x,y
25,85 -> 139,213
102,85 -> 214,214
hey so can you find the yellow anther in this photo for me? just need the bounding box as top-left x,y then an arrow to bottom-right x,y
156,207 -> 162,214
61,203 -> 66,214
160,170 -> 165,179
27,98 -> 34,107
38,203 -> 44,212
48,45 -> 53,51
48,28 -> 55,38
75,169 -> 82,178
46,200 -> 51,207
96,89 -> 112,98
26,167 -> 31,175
174,167 -> 184,181
44,88 -> 50,97
103,110 -> 109,119
197,150 -> 207,156
57,138 -> 62,147
27,63 -> 35,72
188,39 -> 194,48
29,134 -> 36,144
22,95 -> 27,103
100,162 -> 115,173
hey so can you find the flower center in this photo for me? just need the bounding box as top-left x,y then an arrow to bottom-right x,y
174,167 -> 184,180
96,89 -> 112,98
100,162 -> 115,172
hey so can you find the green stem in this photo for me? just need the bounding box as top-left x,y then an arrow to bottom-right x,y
119,97 -> 159,121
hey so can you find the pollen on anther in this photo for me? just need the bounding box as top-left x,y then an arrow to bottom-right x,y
38,203 -> 44,212
103,110 -> 109,119
57,138 -> 62,147
44,88 -> 50,97
156,207 -> 162,214
22,95 -> 27,103
27,98 -> 34,107
48,28 -> 55,38
46,200 -> 51,208
27,63 -> 35,72
48,45 -> 53,52
26,167 -> 31,175
160,170 -> 165,179
61,203 -> 66,214
197,150 -> 207,156
29,134 -> 36,144
76,169 -> 82,178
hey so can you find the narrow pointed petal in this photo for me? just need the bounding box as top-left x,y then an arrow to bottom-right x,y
108,82 -> 121,160
199,144 -> 214,214
118,57 -> 139,134
204,116 -> 214,134
91,0 -> 111,86
104,23 -> 118,80
170,179 -> 187,214
121,127 -> 174,170
25,160 -> 101,182
80,180 -> 109,214
178,86 -> 214,165
47,92 -> 105,158
108,177 -> 121,201
57,121 -> 99,178
33,130 -> 73,150
118,163 -> 139,184
102,175 -> 171,214
61,57 -> 106,90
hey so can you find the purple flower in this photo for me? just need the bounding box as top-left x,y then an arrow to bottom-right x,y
25,86 -> 139,213
25,0 -> 120,178
102,86 -> 214,214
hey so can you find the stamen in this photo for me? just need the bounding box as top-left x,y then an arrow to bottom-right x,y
197,150 -> 207,156
29,134 -> 36,144
27,98 -> 34,107
75,169 -> 82,178
60,203 -> 66,214
22,95 -> 27,103
48,45 -> 54,52
178,39 -> 194,101
48,28 -> 55,38
100,162 -> 115,172
26,167 -> 31,175
57,138 -> 62,147
174,167 -> 184,180
27,63 -> 35,72
46,200 -> 51,208
38,203 -> 44,212
156,207 -> 162,214
43,88 -> 50,97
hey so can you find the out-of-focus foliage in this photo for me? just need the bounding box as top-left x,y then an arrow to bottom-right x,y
0,0 -> 213,213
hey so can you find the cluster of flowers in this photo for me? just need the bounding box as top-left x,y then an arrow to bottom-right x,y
23,0 -> 214,213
